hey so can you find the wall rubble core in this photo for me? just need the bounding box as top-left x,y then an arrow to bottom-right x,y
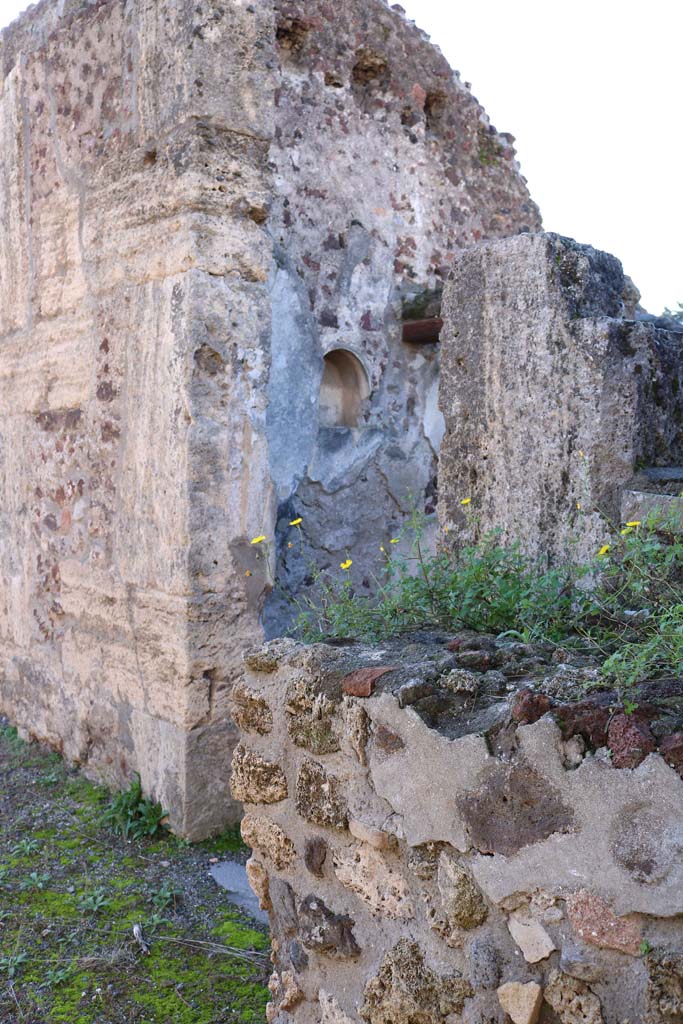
0,0 -> 539,837
235,636 -> 683,1024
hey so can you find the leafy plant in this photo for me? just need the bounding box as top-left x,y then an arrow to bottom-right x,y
19,871 -> 50,891
44,965 -> 71,987
662,301 -> 683,323
77,887 -> 111,914
295,504 -> 683,691
297,517 -> 582,644
146,882 -> 182,914
0,953 -> 28,979
12,838 -> 41,856
101,775 -> 168,840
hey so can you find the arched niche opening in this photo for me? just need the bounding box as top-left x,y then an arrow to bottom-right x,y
319,349 -> 370,428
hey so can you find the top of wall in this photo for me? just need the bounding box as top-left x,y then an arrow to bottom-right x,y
273,0 -> 538,215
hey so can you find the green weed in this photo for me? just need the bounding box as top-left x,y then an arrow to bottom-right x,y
101,775 -> 168,841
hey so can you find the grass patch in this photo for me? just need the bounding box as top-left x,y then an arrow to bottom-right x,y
0,730 -> 268,1023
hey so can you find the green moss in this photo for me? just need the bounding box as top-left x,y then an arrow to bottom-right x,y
197,825 -> 248,857
212,912 -> 268,952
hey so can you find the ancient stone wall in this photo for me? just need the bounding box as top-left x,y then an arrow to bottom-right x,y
234,635 -> 683,1024
0,0 -> 276,838
0,0 -> 540,836
438,232 -> 683,564
263,0 -> 541,633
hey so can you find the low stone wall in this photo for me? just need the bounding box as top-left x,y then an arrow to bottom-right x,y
232,635 -> 683,1024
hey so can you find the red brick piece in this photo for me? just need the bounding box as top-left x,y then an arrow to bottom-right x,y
342,666 -> 396,698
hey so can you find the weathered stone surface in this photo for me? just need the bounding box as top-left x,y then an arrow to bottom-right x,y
440,668 -> 480,695
608,713 -> 656,769
342,666 -> 396,698
297,894 -> 360,958
544,970 -> 604,1024
233,638 -> 683,1023
261,0 -> 540,638
333,844 -> 414,919
372,723 -> 405,755
240,814 -> 295,871
270,878 -> 299,937
360,939 -> 472,1023
230,745 -> 288,805
295,760 -> 348,830
554,701 -> 610,749
468,936 -> 502,990
497,982 -> 543,1024
507,911 -> 556,963
348,818 -> 395,851
230,684 -> 273,736
646,952 -> 683,1022
660,732 -> 683,778
343,700 -> 370,765
319,991 -> 357,1024
268,969 -> 304,1013
244,648 -> 281,675
0,0 -> 539,839
512,689 -> 554,725
470,719 -> 683,919
559,943 -> 605,984
438,232 -> 683,564
458,761 -> 574,857
245,858 -> 271,912
566,890 -> 642,956
436,850 -> 488,930
304,836 -> 328,877
285,677 -> 340,755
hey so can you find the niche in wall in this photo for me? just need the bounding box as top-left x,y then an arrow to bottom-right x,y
319,349 -> 370,427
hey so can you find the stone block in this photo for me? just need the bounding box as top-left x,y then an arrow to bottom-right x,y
497,982 -> 543,1024
507,911 -> 556,963
230,745 -> 288,805
333,843 -> 414,919
240,814 -> 296,871
360,939 -> 472,1024
543,970 -> 604,1024
295,761 -> 348,830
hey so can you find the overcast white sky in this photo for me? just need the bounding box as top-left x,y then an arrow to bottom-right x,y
1,0 -> 681,312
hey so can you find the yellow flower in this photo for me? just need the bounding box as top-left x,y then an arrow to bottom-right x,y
444,526 -> 449,534
251,535 -> 266,545
460,497 -> 471,506
390,538 -> 399,545
576,502 -> 582,511
578,450 -> 586,459
620,528 -> 631,536
340,559 -> 353,570
245,570 -> 252,577
287,542 -> 294,549
598,544 -> 611,557
380,546 -> 386,553
289,517 -> 303,526
626,521 -> 641,528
